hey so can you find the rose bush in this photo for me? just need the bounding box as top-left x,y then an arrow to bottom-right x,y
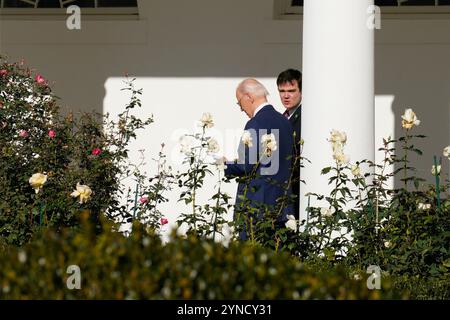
285,108 -> 450,299
0,57 -> 152,246
0,214 -> 405,299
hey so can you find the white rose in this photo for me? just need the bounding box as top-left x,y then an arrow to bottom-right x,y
213,155 -> 227,171
431,165 -> 441,176
443,146 -> 450,159
401,108 -> 420,129
207,138 -> 220,154
179,135 -> 194,156
329,129 -> 347,144
417,203 -> 431,211
333,151 -> 350,165
241,130 -> 253,147
261,133 -> 277,157
261,133 -> 276,144
199,112 -> 214,128
331,141 -> 344,154
285,215 -> 297,232
320,207 -> 335,217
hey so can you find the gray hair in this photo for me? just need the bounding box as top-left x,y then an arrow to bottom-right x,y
237,78 -> 269,98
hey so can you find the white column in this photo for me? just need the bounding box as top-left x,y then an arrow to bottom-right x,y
300,0 -> 375,222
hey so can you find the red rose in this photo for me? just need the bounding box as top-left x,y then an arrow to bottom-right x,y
35,74 -> 47,86
92,147 -> 102,156
48,130 -> 56,138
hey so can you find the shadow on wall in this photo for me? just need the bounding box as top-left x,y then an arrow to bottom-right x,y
376,45 -> 450,189
0,0 -> 301,117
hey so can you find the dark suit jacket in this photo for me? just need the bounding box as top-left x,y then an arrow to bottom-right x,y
225,105 -> 294,238
288,105 -> 301,220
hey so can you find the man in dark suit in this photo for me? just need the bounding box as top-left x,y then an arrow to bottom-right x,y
277,69 -> 302,220
224,78 -> 294,240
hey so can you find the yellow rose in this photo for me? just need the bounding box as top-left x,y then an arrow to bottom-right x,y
71,183 -> 92,204
29,173 -> 48,194
351,165 -> 361,177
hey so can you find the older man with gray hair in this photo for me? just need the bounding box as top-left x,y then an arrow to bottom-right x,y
224,78 -> 295,240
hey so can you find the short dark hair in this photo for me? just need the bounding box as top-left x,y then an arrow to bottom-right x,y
277,69 -> 302,91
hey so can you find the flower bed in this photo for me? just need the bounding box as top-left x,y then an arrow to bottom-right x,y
0,214 -> 405,299
0,57 -> 448,299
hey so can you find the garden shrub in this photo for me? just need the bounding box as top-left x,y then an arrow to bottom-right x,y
0,214 -> 406,299
0,57 -> 152,246
287,123 -> 450,299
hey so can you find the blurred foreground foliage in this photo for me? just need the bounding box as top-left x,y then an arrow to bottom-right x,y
0,212 -> 407,300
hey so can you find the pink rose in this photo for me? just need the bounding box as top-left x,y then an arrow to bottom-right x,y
139,196 -> 149,204
35,74 -> 47,85
19,130 -> 29,138
48,130 -> 56,138
0,70 -> 8,77
92,148 -> 102,156
160,218 -> 169,225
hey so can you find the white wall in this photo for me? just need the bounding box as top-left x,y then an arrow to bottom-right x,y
376,18 -> 450,189
0,1 -> 449,235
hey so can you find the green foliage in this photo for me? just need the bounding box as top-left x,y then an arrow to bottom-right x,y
0,57 -> 153,245
282,127 -> 450,299
0,215 -> 405,299
383,189 -> 450,279
175,121 -> 232,238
